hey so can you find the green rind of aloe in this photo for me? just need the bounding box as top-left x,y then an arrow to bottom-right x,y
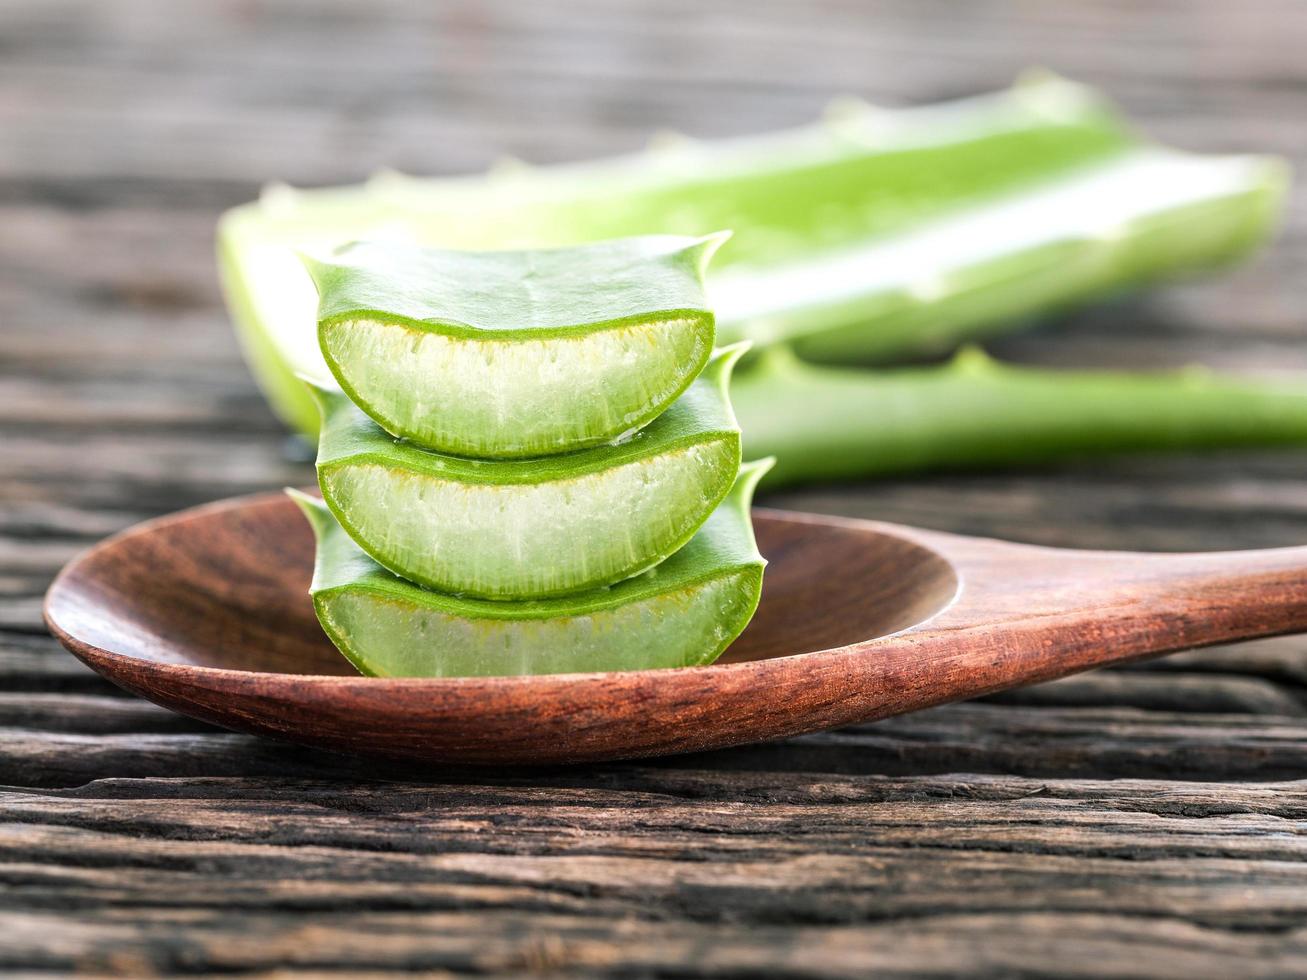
738,346 -> 1307,485
288,460 -> 772,678
309,345 -> 747,600
305,234 -> 725,458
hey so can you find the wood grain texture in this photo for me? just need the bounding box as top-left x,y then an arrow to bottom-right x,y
5,0 -> 1307,974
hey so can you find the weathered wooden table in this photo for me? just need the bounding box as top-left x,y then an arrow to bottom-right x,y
5,1 -> 1307,974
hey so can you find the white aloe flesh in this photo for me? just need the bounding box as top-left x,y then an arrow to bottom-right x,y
305,235 -> 724,458
311,346 -> 747,600
288,461 -> 771,677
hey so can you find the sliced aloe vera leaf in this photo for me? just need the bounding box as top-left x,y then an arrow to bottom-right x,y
288,460 -> 772,677
306,234 -> 724,458
311,345 -> 746,600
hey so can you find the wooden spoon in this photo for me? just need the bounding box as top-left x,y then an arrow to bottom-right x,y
44,490 -> 1307,765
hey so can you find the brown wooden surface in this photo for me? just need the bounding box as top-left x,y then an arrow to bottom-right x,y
5,0 -> 1307,974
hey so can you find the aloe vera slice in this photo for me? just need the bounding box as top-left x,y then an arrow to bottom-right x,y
737,346 -> 1307,486
288,461 -> 771,677
306,234 -> 723,457
311,345 -> 746,599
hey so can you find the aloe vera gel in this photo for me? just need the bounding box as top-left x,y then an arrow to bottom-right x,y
293,235 -> 770,676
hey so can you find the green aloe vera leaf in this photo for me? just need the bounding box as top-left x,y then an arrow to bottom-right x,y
287,460 -> 772,677
217,73 -> 1151,437
306,234 -> 724,457
310,345 -> 746,600
716,149 -> 1288,362
736,346 -> 1307,487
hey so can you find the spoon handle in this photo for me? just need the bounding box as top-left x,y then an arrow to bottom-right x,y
876,526 -> 1307,707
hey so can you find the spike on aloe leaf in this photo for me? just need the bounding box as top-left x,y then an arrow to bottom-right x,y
647,129 -> 696,152
288,461 -> 771,678
365,167 -> 406,191
295,249 -> 332,295
257,181 -> 299,213
309,346 -> 747,600
286,487 -> 331,539
487,155 -> 532,177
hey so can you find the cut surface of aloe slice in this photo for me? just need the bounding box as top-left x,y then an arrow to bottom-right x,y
312,346 -> 746,600
306,234 -> 723,457
288,461 -> 771,677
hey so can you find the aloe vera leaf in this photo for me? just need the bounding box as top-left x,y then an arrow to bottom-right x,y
716,149 -> 1288,362
287,460 -> 771,677
217,73 -> 1143,436
306,234 -> 724,457
736,346 -> 1307,486
310,346 -> 746,600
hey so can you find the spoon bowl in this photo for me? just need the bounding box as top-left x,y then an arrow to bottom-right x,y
44,491 -> 1307,764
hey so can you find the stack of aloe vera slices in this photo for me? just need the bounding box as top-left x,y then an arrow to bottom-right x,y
289,234 -> 772,678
